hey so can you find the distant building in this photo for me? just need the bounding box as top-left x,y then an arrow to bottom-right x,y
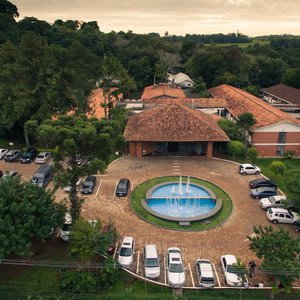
208,84 -> 300,157
167,72 -> 195,89
261,84 -> 300,119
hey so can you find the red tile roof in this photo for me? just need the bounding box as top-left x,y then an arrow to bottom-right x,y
208,84 -> 300,128
141,83 -> 186,100
143,97 -> 226,108
54,88 -> 119,120
261,84 -> 300,105
124,101 -> 229,142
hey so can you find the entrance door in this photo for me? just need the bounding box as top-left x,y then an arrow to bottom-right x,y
168,142 -> 179,152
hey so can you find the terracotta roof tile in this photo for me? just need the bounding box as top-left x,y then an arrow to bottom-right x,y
141,83 -> 186,100
208,84 -> 300,128
261,84 -> 300,105
124,101 -> 229,142
143,97 -> 226,108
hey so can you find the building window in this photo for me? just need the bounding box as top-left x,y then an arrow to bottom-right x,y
278,132 -> 286,143
276,145 -> 285,156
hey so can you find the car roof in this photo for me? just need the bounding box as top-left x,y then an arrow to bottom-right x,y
270,208 -> 289,213
251,178 -> 271,184
197,260 -> 213,276
122,236 -> 134,245
241,163 -> 255,168
257,186 -> 276,191
222,254 -> 237,264
38,152 -> 49,155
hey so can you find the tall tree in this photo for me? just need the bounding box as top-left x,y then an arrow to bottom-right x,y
37,115 -> 112,221
99,56 -> 136,119
0,177 -> 65,258
0,34 -> 99,146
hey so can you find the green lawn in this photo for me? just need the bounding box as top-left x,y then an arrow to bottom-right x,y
130,176 -> 233,231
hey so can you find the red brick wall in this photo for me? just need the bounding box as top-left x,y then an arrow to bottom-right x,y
128,141 -> 154,157
286,132 -> 300,143
254,145 -> 277,157
251,132 -> 278,143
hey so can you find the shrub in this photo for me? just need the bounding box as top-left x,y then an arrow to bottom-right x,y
60,270 -> 98,292
227,140 -> 245,158
269,161 -> 286,175
284,150 -> 295,160
246,147 -> 258,162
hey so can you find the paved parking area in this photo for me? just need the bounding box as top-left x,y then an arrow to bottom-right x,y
1,156 -> 298,287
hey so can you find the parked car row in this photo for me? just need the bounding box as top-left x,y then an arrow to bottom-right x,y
241,167 -> 300,226
0,147 -> 51,164
117,237 -> 244,288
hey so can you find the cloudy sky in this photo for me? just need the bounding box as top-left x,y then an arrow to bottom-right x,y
13,0 -> 300,36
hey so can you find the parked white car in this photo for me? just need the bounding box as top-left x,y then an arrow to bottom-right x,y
117,237 -> 135,268
0,149 -> 8,159
220,255 -> 243,287
239,164 -> 261,175
60,213 -> 72,242
196,259 -> 215,288
35,152 -> 51,164
260,195 -> 287,210
267,208 -> 300,224
144,244 -> 160,279
166,247 -> 185,288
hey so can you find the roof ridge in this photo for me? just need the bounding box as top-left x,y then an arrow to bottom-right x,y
171,101 -> 227,137
224,84 -> 297,123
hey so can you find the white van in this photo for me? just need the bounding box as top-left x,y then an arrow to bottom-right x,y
144,244 -> 160,279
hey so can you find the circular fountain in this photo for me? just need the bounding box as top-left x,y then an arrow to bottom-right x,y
141,176 -> 222,223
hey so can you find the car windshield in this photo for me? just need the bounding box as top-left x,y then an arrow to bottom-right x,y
118,182 -> 127,189
269,196 -> 276,203
169,263 -> 183,273
21,153 -> 31,158
37,155 -> 44,159
32,176 -> 43,183
201,277 -> 214,283
145,258 -> 159,268
120,247 -> 132,257
227,265 -> 238,274
83,182 -> 92,188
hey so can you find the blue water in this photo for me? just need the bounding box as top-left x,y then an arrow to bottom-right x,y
147,198 -> 216,218
151,183 -> 210,198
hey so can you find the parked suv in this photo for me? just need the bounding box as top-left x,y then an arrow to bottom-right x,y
196,259 -> 215,288
166,247 -> 185,288
239,164 -> 260,175
267,208 -> 300,224
144,244 -> 160,279
117,237 -> 135,268
116,178 -> 130,197
249,178 -> 277,189
259,195 -> 287,210
20,147 -> 38,163
4,150 -> 21,162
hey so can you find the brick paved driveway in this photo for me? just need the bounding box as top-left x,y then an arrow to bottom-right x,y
1,156 -> 297,286
80,156 -> 297,286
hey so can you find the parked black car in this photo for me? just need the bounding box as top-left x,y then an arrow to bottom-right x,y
249,178 -> 277,189
4,150 -> 21,162
250,186 -> 277,199
116,178 -> 130,197
20,147 -> 38,163
81,176 -> 97,194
